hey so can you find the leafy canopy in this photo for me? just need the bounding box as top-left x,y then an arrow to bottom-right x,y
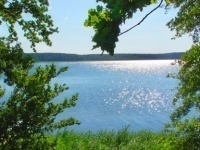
84,0 -> 155,55
85,0 -> 200,55
0,1 -> 79,149
166,42 -> 200,149
0,0 -> 58,51
165,2 -> 200,147
166,0 -> 200,43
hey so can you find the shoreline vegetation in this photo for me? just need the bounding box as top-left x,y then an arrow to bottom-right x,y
51,127 -> 190,150
25,52 -> 183,61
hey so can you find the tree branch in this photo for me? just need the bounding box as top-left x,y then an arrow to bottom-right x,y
119,0 -> 164,36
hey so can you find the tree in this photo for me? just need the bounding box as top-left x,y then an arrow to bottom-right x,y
84,0 -> 163,55
165,43 -> 200,149
165,0 -> 200,149
0,1 -> 79,149
166,0 -> 200,43
85,0 -> 200,148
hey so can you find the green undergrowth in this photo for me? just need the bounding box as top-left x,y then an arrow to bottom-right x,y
52,127 -> 188,150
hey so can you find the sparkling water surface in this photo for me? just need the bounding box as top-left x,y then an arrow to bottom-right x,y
1,60 -> 180,132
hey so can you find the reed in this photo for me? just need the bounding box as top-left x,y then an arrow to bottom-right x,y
53,127 -> 180,150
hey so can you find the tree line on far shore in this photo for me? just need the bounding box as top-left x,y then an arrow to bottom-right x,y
26,52 -> 184,61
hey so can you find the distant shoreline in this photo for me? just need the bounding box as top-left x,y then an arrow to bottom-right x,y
25,52 -> 184,62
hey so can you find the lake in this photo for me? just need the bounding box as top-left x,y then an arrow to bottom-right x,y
1,60 -> 180,132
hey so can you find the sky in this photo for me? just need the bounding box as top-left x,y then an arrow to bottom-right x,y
5,0 -> 194,54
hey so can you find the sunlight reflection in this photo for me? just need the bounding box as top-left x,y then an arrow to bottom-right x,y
97,60 -> 179,114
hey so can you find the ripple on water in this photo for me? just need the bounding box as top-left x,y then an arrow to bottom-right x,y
0,60 -> 180,132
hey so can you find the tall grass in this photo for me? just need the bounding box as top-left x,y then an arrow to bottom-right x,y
54,127 -> 182,150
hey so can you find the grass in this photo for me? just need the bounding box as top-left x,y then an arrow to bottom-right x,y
53,127 -> 182,150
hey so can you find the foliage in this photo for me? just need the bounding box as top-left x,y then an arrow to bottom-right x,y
165,43 -> 200,149
170,43 -> 200,122
85,0 -> 199,53
0,1 -> 79,149
54,128 -> 184,150
0,0 -> 58,52
84,0 -> 154,55
165,0 -> 200,148
165,118 -> 200,150
166,0 -> 200,43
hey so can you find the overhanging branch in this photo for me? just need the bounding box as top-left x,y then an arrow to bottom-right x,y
119,0 -> 164,36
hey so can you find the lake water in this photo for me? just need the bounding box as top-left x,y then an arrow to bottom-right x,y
1,60 -> 180,132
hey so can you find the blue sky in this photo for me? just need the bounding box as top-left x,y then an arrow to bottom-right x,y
11,1 -> 195,54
